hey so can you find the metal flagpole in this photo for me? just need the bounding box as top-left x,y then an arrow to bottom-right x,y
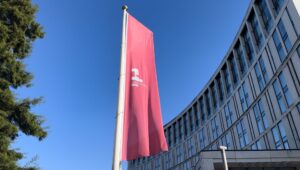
112,5 -> 128,170
219,146 -> 229,170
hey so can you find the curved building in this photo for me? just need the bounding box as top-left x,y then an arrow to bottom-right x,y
129,0 -> 300,169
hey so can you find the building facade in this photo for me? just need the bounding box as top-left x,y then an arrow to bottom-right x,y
128,0 -> 300,169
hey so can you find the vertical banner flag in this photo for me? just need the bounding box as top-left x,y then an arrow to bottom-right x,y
122,13 -> 168,160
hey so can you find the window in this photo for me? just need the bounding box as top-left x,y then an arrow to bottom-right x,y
224,101 -> 234,128
187,138 -> 195,157
184,114 -> 189,136
176,146 -> 183,163
250,13 -> 265,49
236,43 -> 248,76
259,57 -> 269,84
198,128 -> 206,150
189,109 -> 194,132
154,157 -> 161,170
273,73 -> 293,113
216,75 -> 224,102
211,116 -> 219,140
278,72 -> 293,106
273,79 -> 286,113
239,82 -> 250,112
278,20 -> 292,52
272,0 -> 284,16
205,91 -> 212,117
272,30 -> 286,62
174,122 -> 178,144
224,67 -> 232,96
236,118 -> 249,148
168,127 -> 172,147
297,103 -> 300,113
255,57 -> 268,91
164,152 -> 172,169
257,0 -> 273,33
253,99 -> 268,134
200,98 -> 206,123
251,140 -> 262,150
193,103 -> 199,128
243,30 -> 255,64
255,64 -> 265,91
221,133 -> 232,149
211,85 -> 218,109
179,118 -> 183,141
272,121 -> 289,149
229,55 -> 239,85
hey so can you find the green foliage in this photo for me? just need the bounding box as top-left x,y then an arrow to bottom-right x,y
0,0 -> 46,169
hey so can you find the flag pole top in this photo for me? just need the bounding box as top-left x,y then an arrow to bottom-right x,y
122,5 -> 128,11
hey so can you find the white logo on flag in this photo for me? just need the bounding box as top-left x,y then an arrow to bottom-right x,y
131,68 -> 143,87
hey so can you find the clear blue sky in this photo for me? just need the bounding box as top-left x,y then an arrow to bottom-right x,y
14,0 -> 250,169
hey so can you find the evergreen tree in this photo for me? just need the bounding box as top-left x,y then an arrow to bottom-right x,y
0,0 -> 47,169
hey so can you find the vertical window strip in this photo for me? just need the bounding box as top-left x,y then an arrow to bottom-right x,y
272,0 -> 284,16
278,20 -> 292,52
243,30 -> 255,64
272,30 -> 286,62
225,67 -> 232,96
205,92 -> 211,117
273,79 -> 286,113
217,77 -> 224,102
259,57 -> 269,83
255,63 -> 265,90
236,44 -> 248,75
257,0 -> 273,32
229,56 -> 239,85
250,14 -> 265,49
278,72 -> 293,106
278,121 -> 289,149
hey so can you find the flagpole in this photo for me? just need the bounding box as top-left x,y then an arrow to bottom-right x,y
112,5 -> 128,170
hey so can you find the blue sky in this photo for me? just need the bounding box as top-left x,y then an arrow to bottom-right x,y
14,0 -> 250,169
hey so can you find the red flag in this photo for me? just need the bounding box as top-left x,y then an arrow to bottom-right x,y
122,14 -> 168,160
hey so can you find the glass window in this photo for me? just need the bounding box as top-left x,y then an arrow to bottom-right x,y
211,85 -> 218,109
278,20 -> 292,52
251,139 -> 262,150
221,132 -> 232,149
257,0 -> 273,32
164,152 -> 172,169
229,55 -> 239,85
253,99 -> 268,134
200,98 -> 206,123
224,101 -> 234,128
189,109 -> 194,132
272,30 -> 286,62
224,67 -> 232,96
250,14 -> 265,49
155,157 -> 161,170
174,122 -> 178,144
168,127 -> 172,147
239,82 -> 250,112
179,119 -> 183,141
236,118 -> 249,148
211,116 -> 219,140
198,128 -> 206,150
255,63 -> 265,90
236,43 -> 248,76
187,138 -> 195,157
184,114 -> 188,136
217,75 -> 224,102
278,72 -> 293,106
243,30 -> 255,64
259,57 -> 269,83
205,91 -> 211,117
272,121 -> 289,149
297,103 -> 300,113
176,146 -> 183,163
193,103 -> 199,128
272,0 -> 284,16
273,79 -> 286,113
